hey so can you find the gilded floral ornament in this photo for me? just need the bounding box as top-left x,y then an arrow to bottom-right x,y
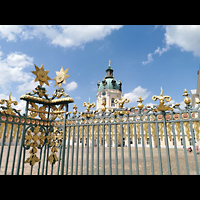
0,93 -> 18,115
24,126 -> 46,166
83,97 -> 95,112
114,96 -> 129,109
46,125 -> 63,165
152,87 -> 173,112
31,64 -> 51,87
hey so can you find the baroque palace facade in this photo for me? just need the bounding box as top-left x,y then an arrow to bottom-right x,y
68,60 -> 198,149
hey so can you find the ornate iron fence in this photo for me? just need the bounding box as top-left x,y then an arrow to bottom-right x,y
0,64 -> 200,175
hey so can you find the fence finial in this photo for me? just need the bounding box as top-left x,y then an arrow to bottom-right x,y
183,89 -> 191,106
152,87 -> 173,112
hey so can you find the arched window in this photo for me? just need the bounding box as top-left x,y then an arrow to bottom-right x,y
111,98 -> 115,107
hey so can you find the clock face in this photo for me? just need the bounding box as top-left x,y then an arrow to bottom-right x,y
102,91 -> 106,96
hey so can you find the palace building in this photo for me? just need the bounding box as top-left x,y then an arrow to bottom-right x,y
191,65 -> 200,107
96,60 -> 122,111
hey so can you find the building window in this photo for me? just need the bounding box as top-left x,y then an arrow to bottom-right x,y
103,98 -> 106,106
111,98 -> 115,107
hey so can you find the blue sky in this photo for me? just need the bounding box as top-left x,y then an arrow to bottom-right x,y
0,25 -> 200,114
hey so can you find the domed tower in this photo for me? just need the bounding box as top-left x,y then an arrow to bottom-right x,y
96,60 -> 122,111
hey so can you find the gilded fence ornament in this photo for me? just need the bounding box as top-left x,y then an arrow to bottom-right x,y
159,123 -> 164,141
53,67 -> 70,89
183,89 -> 191,106
0,93 -> 18,115
166,122 -> 172,141
73,104 -> 78,115
31,64 -> 51,87
150,123 -> 156,142
130,124 -> 134,140
114,96 -> 129,109
137,96 -> 144,110
83,97 -> 95,112
25,126 -> 46,166
152,87 -> 173,112
175,122 -> 181,141
184,121 -> 190,141
143,123 -> 148,140
46,125 -> 63,165
193,121 -> 200,141
136,123 -> 141,140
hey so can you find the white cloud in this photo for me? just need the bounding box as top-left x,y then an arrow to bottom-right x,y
123,86 -> 151,103
165,25 -> 200,56
0,25 -> 23,41
17,80 -> 38,94
143,25 -> 200,65
65,81 -> 78,92
0,25 -> 124,48
0,51 -> 34,91
142,53 -> 153,65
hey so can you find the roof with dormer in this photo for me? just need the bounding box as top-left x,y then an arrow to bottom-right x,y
97,62 -> 122,92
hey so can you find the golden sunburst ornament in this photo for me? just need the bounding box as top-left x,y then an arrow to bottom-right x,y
31,64 -> 51,87
53,67 -> 70,89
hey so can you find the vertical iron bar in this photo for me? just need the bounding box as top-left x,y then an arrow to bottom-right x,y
127,122 -> 132,175
134,122 -> 139,175
86,125 -> 89,175
45,144 -> 50,175
188,111 -> 199,175
75,125 -> 80,175
140,120 -> 147,175
155,121 -> 163,175
11,124 -> 21,175
147,117 -> 154,175
96,124 -> 99,175
0,122 -> 8,168
71,126 -> 75,175
114,123 -> 118,175
91,125 -> 94,175
162,112 -> 172,175
37,148 -> 43,175
41,144 -> 47,175
65,126 -> 71,175
102,124 -> 105,175
21,146 -> 26,175
108,123 -> 112,175
43,105 -> 51,175
4,123 -> 14,175
70,125 -> 75,175
120,122 -> 124,175
57,145 -> 62,175
80,125 -> 84,175
171,120 -> 180,175
60,104 -> 68,175
180,115 -> 190,175
16,101 -> 29,175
